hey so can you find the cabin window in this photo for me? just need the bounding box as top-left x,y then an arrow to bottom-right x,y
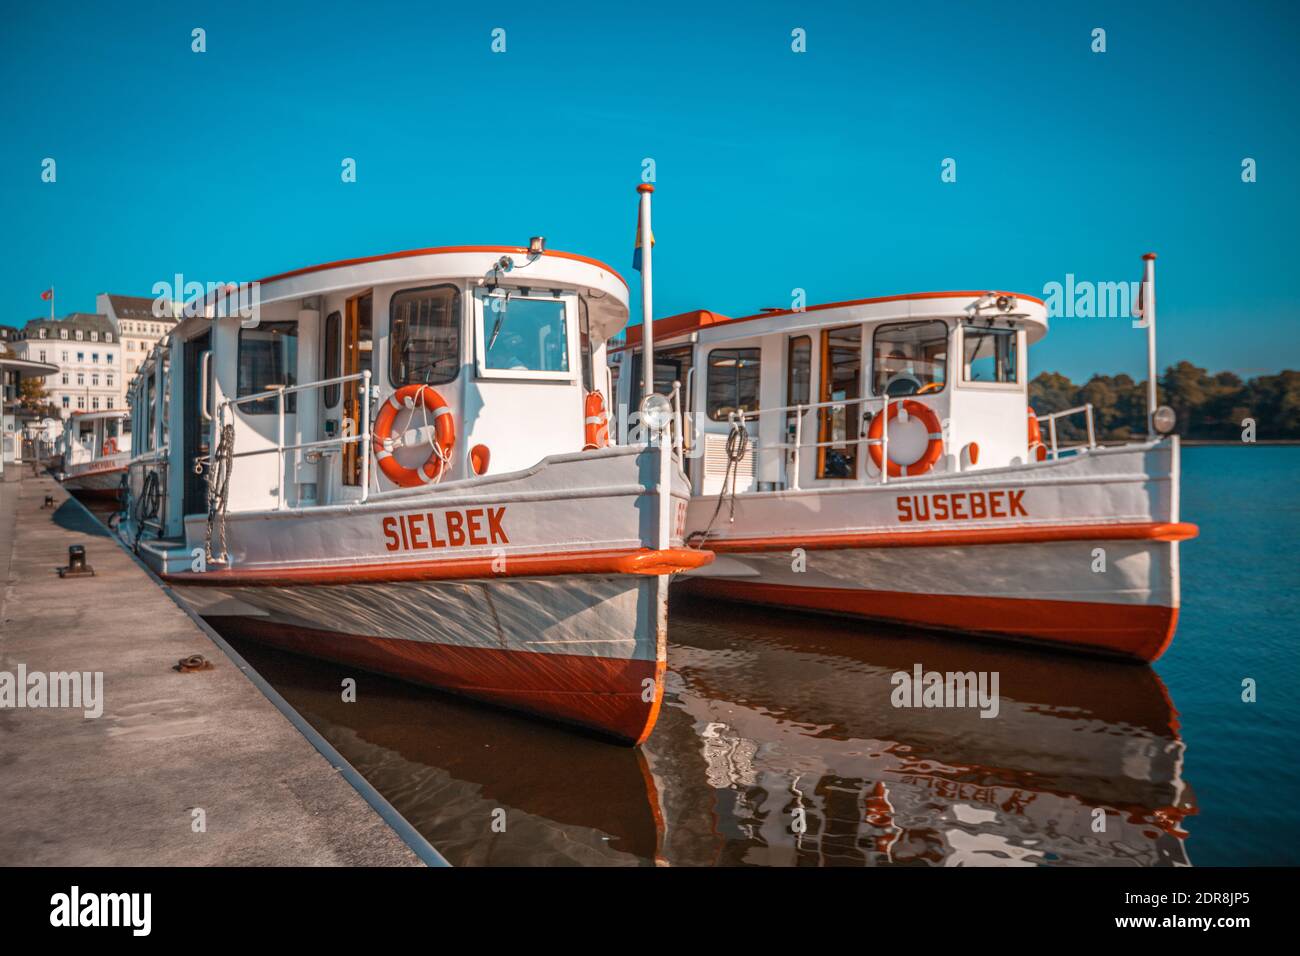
323,310 -> 341,407
237,322 -> 299,414
872,321 -> 948,397
579,296 -> 593,392
787,336 -> 811,408
631,346 -> 692,407
481,294 -> 569,374
962,326 -> 1018,384
390,285 -> 461,386
706,348 -> 761,421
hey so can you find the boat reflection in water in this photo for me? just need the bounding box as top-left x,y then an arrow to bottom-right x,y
223,594 -> 1195,867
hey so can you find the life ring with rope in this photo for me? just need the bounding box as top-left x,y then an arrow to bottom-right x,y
866,399 -> 944,477
583,391 -> 610,450
372,384 -> 456,487
1027,407 -> 1048,461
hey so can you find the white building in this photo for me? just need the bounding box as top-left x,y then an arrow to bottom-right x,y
97,294 -> 178,390
5,313 -> 122,418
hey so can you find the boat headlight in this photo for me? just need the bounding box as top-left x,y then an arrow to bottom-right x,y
640,393 -> 673,432
1152,405 -> 1176,435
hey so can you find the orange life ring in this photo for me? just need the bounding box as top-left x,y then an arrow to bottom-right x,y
372,384 -> 456,487
583,391 -> 609,450
1027,407 -> 1047,461
102,438 -> 118,455
866,399 -> 944,477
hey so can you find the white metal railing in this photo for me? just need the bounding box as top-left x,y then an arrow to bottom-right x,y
720,395 -> 1098,490
730,393 -> 896,491
1035,403 -> 1097,459
218,370 -> 372,508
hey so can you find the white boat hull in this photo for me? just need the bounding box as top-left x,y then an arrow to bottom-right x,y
681,439 -> 1195,661
125,445 -> 707,743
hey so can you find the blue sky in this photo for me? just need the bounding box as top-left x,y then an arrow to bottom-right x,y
1,0 -> 1296,382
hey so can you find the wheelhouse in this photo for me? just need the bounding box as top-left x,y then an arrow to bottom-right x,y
610,291 -> 1053,495
63,409 -> 132,466
132,245 -> 628,540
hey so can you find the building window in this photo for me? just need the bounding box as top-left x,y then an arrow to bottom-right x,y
390,286 -> 461,386
237,322 -> 298,414
106,354 -> 114,364
962,326 -> 1018,385
39,328 -> 47,339
77,397 -> 85,409
91,397 -> 100,410
76,330 -> 83,341
107,375 -> 113,387
77,373 -> 85,386
107,397 -> 114,409
39,349 -> 46,362
92,374 -> 99,386
92,353 -> 99,363
77,352 -> 84,362
62,351 -> 68,362
91,332 -> 98,342
60,329 -> 67,339
106,333 -> 113,342
706,347 -> 762,421
61,373 -> 68,385
62,396 -> 70,408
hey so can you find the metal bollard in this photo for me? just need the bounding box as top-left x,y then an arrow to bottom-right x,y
58,545 -> 95,578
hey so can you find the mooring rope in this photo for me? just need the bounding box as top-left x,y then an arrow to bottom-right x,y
687,418 -> 749,548
204,422 -> 235,565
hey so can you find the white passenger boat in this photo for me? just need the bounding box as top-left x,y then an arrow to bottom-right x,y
60,409 -> 132,499
610,254 -> 1197,662
120,223 -> 709,743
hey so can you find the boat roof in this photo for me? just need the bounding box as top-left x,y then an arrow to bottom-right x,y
187,244 -> 632,342
70,410 -> 130,421
614,289 -> 1049,351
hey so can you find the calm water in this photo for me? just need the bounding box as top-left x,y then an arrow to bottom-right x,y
142,446 -> 1300,865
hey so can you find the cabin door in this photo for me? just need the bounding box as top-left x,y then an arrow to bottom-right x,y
785,335 -> 812,484
182,330 -> 212,517
342,291 -> 373,486
817,325 -> 862,479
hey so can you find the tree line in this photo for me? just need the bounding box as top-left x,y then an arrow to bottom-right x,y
1030,361 -> 1300,441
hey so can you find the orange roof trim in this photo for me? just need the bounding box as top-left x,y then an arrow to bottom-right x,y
618,289 -> 1046,348
256,245 -> 629,291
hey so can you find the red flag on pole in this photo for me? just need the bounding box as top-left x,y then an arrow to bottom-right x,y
40,288 -> 52,301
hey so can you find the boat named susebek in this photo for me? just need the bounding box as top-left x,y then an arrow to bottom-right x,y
120,227 -> 709,743
59,409 -> 132,499
610,254 -> 1196,662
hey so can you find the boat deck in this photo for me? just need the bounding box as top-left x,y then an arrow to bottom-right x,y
0,473 -> 437,865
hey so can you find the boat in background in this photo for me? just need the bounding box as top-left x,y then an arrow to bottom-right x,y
60,409 -> 132,499
119,190 -> 709,744
610,254 -> 1196,662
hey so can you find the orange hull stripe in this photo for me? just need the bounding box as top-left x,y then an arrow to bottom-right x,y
701,521 -> 1199,554
222,617 -> 661,744
164,546 -> 713,588
679,579 -> 1179,662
